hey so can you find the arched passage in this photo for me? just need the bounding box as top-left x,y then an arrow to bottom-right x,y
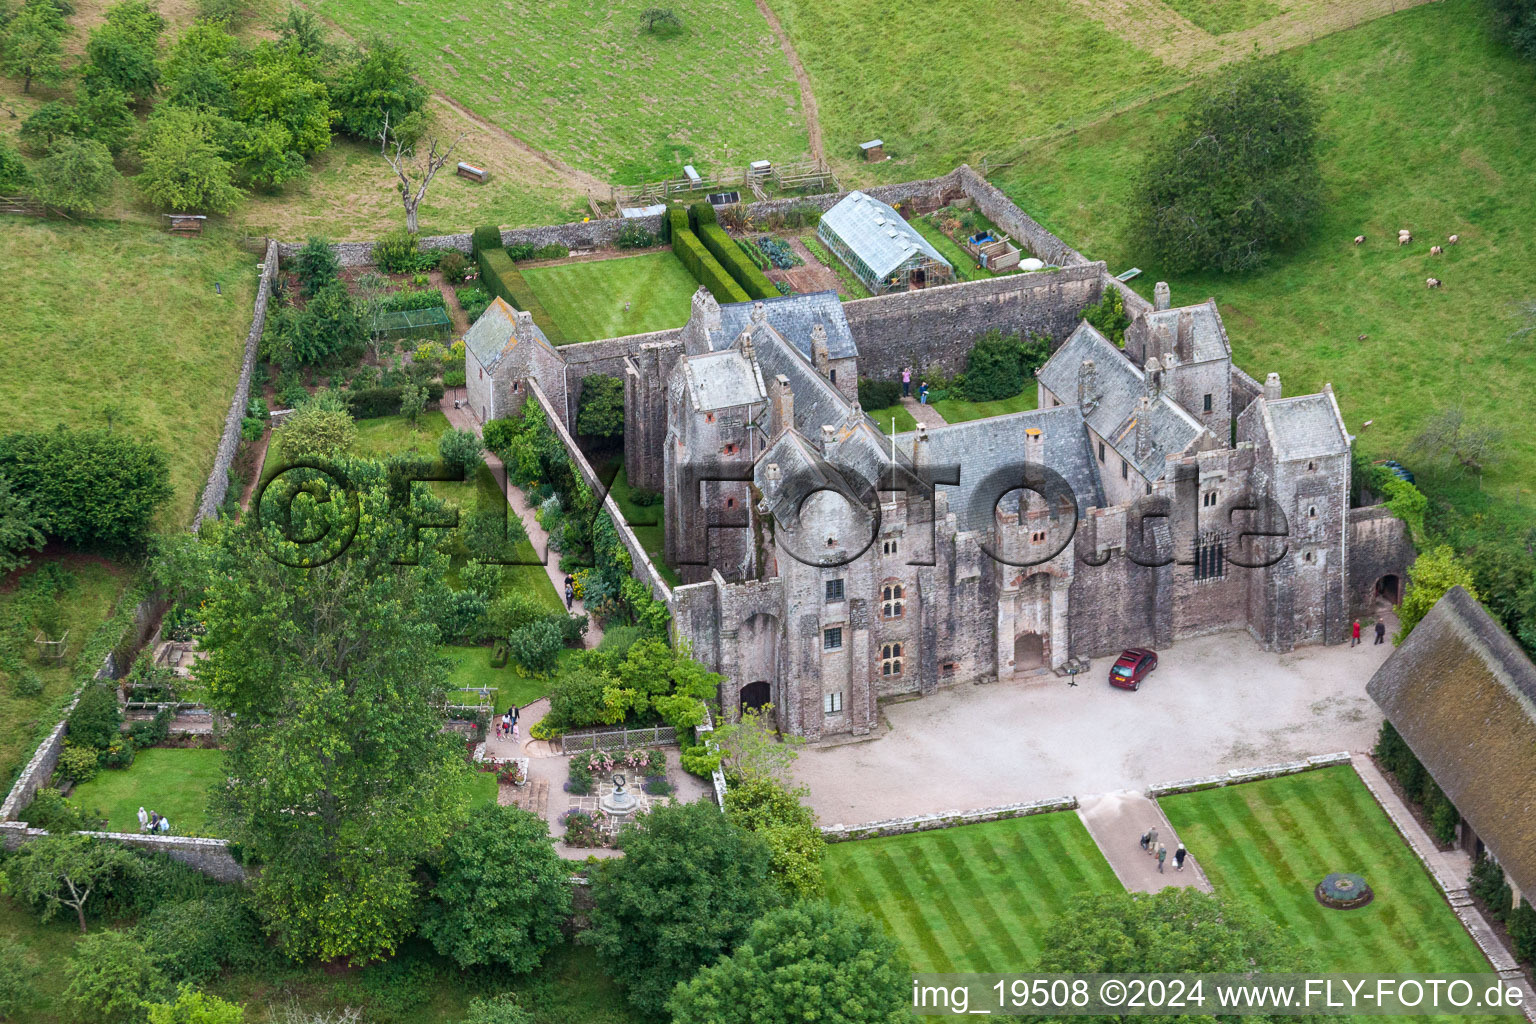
1375,574 -> 1401,606
740,681 -> 771,715
1013,633 -> 1045,671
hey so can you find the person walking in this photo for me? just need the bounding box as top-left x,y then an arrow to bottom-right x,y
1139,830 -> 1150,852
149,811 -> 161,833
1156,842 -> 1167,873
1374,619 -> 1387,645
1174,843 -> 1187,871
138,806 -> 150,833
1146,825 -> 1159,854
157,816 -> 171,834
1351,619 -> 1361,647
919,382 -> 929,405
902,366 -> 912,397
565,582 -> 574,610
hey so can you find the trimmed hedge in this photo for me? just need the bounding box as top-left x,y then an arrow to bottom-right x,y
687,202 -> 717,229
698,222 -> 776,300
471,226 -> 501,258
478,248 -> 568,345
670,210 -> 749,304
344,381 -> 446,419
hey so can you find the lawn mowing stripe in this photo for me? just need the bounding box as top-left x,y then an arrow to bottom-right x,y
863,844 -> 959,972
997,821 -> 1090,958
930,831 -> 1030,968
826,847 -> 921,965
970,824 -> 1063,964
893,840 -> 990,970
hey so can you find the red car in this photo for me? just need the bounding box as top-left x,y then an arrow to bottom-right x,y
1109,648 -> 1158,690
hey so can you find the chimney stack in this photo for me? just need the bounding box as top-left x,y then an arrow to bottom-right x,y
513,309 -> 536,345
1134,395 -> 1153,463
750,301 -> 768,326
1176,310 -> 1194,363
771,374 -> 794,436
1144,355 -> 1163,398
1154,281 -> 1171,311
1076,359 -> 1098,414
810,323 -> 831,377
820,424 -> 836,453
1264,372 -> 1282,402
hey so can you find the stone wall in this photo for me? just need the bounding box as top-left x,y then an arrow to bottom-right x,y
1147,751 -> 1351,796
843,263 -> 1106,379
954,166 -> 1088,268
820,795 -> 1079,842
0,823 -> 244,883
0,721 -> 67,822
194,240 -> 279,527
1347,505 -> 1415,617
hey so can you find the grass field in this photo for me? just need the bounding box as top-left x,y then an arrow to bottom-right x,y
0,222 -> 260,527
520,253 -> 700,343
310,0 -> 809,182
863,404 -> 921,435
823,812 -> 1121,972
350,411 -> 455,460
66,748 -> 226,836
933,390 -> 1039,424
1161,766 -> 1495,979
994,0 -> 1536,519
442,644 -> 572,712
1162,0 -> 1282,34
0,556 -> 128,787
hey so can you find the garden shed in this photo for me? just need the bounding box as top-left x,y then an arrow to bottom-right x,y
817,191 -> 953,294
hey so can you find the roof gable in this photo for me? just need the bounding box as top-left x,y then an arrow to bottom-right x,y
462,296 -> 556,373
714,292 -> 858,361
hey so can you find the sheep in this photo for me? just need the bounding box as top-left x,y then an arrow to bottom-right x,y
1398,231 -> 1412,245
1430,245 -> 1443,256
1448,234 -> 1459,245
1357,334 -> 1368,341
1426,277 -> 1441,289
1353,235 -> 1365,245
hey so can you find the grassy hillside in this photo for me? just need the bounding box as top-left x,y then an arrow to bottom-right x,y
0,222 -> 259,526
310,0 -> 811,183
993,0 -> 1536,515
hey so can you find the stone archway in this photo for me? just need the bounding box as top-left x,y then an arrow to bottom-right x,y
1013,633 -> 1045,671
740,680 -> 771,715
1375,574 -> 1401,606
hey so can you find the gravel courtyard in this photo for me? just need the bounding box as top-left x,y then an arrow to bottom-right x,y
793,626 -> 1397,825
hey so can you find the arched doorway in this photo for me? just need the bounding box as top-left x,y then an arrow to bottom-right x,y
740,681 -> 770,715
1013,633 -> 1045,671
1375,574 -> 1400,606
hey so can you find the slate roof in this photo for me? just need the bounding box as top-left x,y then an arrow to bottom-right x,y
714,292 -> 858,361
1036,322 -> 1208,481
738,318 -> 851,442
682,349 -> 765,411
1263,393 -> 1348,462
894,405 -> 1103,534
1139,302 -> 1231,363
1366,586 -> 1536,900
462,297 -> 554,373
819,191 -> 950,280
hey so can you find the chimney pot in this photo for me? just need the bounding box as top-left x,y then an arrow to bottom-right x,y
1264,372 -> 1282,402
1154,281 -> 1171,311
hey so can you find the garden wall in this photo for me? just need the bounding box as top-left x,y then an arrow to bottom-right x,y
0,822 -> 244,883
194,239 -> 280,528
820,795 -> 1079,842
843,262 -> 1106,379
1146,751 -> 1351,797
1347,505 -> 1415,618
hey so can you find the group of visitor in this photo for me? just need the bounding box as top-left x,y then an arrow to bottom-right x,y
136,806 -> 172,834
901,367 -> 929,405
1138,825 -> 1188,874
496,706 -> 520,743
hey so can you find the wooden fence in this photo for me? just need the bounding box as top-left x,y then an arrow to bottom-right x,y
560,723 -> 678,752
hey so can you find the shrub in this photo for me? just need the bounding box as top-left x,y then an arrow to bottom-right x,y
443,367 -> 467,388
240,416 -> 265,442
485,589 -> 548,637
560,809 -> 602,847
960,330 -> 1050,402
1471,857 -> 1510,916
101,738 -> 136,770
57,742 -> 100,782
439,250 -> 470,284
546,612 -> 588,647
1510,900 -> 1536,965
696,220 -> 776,299
142,893 -> 270,984
1082,286 -> 1129,347
63,930 -> 168,1024
68,682 -> 122,749
21,788 -> 101,832
858,378 -> 901,410
439,428 -> 482,476
10,667 -> 44,696
277,392 -> 357,460
471,226 -> 502,258
342,381 -> 445,419
532,243 -> 567,260
642,776 -> 673,795
507,619 -> 563,675
458,994 -> 533,1024
724,777 -> 824,899
0,937 -> 39,1021
504,241 -> 538,261
144,986 -> 247,1024
671,218 -> 750,303
0,428 -> 172,553
294,237 -> 340,297
456,285 -> 491,323
616,223 -> 657,249
688,201 -> 717,228
374,229 -> 428,274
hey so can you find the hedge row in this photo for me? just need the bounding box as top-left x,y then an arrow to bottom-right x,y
344,380 -> 447,419
478,249 -> 569,345
698,222 -> 776,300
669,210 -> 749,304
471,225 -> 502,258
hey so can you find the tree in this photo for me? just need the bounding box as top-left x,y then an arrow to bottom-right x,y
230,41 -> 335,187
421,804 -> 572,970
3,834 -> 141,933
63,930 -> 167,1024
160,19 -> 240,114
0,937 -> 40,1022
456,996 -> 531,1024
272,4 -> 327,59
438,428 -> 483,477
197,479 -> 471,963
0,427 -> 172,552
0,0 -> 67,93
18,100 -> 78,153
1409,406 -> 1504,477
638,7 -> 683,35
332,36 -> 426,142
1037,888 -> 1311,1021
576,374 -> 625,440
31,136 -> 120,215
294,235 -> 340,296
399,378 -> 427,424
724,777 -> 825,900
1489,0 -> 1536,62
0,138 -> 30,193
81,0 -> 165,103
137,105 -> 244,212
1396,545 -> 1479,639
0,472 -> 47,574
711,705 -> 803,786
275,391 -> 356,461
146,986 -> 246,1024
75,86 -> 139,154
379,112 -> 463,233
67,681 -> 122,747
1137,58 -> 1322,275
669,901 -> 909,1024
586,800 -> 779,1016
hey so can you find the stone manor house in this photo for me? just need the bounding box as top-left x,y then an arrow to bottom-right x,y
464,167 -> 1412,741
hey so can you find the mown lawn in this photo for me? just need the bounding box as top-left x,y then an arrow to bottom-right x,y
67,748 -> 226,837
823,812 -> 1120,972
863,404 -> 920,435
0,222 -> 260,527
310,0 -> 809,182
520,253 -> 700,343
0,556 -> 129,788
994,0 -> 1536,519
932,390 -> 1038,424
1162,0 -> 1282,34
442,644 -> 576,712
350,410 -> 455,460
1161,766 -> 1495,979
602,462 -> 682,587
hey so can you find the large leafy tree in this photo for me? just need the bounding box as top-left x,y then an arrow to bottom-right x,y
0,427 -> 171,552
668,901 -> 910,1024
3,834 -> 141,933
63,930 -> 168,1024
159,19 -> 241,114
0,0 -> 68,93
81,0 -> 166,103
195,475 -> 470,963
1137,58 -> 1322,275
0,471 -> 47,573
1396,545 -> 1479,639
586,800 -> 779,1017
231,41 -> 335,186
575,374 -> 625,440
723,777 -> 825,900
31,136 -> 121,214
137,105 -> 244,212
331,36 -> 426,142
421,804 -> 572,970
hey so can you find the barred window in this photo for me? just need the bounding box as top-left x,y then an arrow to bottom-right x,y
823,627 -> 843,651
1195,532 -> 1226,581
825,579 -> 845,603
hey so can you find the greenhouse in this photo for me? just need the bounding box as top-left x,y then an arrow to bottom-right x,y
370,306 -> 452,342
817,190 -> 953,294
